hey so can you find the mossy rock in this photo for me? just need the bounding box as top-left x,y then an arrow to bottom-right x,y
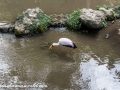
15,8 -> 53,37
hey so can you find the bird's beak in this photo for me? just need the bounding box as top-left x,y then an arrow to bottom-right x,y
49,45 -> 53,49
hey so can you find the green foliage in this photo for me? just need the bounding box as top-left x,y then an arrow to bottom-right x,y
97,5 -> 110,10
106,11 -> 116,21
66,9 -> 82,30
16,12 -> 53,35
25,21 -> 41,35
17,14 -> 25,23
113,5 -> 120,14
37,13 -> 53,31
100,20 -> 107,29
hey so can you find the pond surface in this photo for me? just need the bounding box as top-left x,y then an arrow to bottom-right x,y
0,0 -> 120,90
0,0 -> 120,21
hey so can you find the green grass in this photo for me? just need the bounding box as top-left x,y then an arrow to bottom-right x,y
100,20 -> 107,29
37,13 -> 53,31
65,9 -> 82,30
17,14 -> 26,23
25,21 -> 40,35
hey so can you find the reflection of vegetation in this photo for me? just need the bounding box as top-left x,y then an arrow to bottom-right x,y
66,9 -> 82,30
83,45 -> 91,52
0,12 -> 12,20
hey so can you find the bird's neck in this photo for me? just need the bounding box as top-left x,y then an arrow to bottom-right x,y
53,42 -> 59,46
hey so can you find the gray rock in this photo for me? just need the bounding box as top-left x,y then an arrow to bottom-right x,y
0,23 -> 14,33
118,29 -> 120,35
99,8 -> 115,20
23,7 -> 43,19
80,8 -> 106,29
99,8 -> 114,16
50,14 -> 67,27
115,14 -> 120,19
15,24 -> 25,33
15,7 -> 43,36
23,16 -> 32,25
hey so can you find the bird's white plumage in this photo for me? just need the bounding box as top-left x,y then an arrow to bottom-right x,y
59,38 -> 74,47
49,38 -> 77,49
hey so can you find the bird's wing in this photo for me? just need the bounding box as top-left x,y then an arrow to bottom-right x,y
59,38 -> 74,47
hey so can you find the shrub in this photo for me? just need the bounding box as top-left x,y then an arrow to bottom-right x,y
37,13 -> 53,31
25,21 -> 40,35
107,11 -> 116,21
100,20 -> 107,29
17,13 -> 28,23
65,9 -> 82,30
113,5 -> 120,14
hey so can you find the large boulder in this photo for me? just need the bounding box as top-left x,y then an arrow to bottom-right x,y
80,8 -> 106,29
15,7 -> 53,37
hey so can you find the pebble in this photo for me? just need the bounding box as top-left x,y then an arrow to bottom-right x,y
105,34 -> 109,39
118,29 -> 120,35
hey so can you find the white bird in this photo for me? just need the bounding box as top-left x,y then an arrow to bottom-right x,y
49,38 -> 77,50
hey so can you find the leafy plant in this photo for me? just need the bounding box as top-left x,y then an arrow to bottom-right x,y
100,20 -> 107,29
113,5 -> 120,14
65,9 -> 82,30
25,21 -> 40,35
17,14 -> 25,23
37,13 -> 53,31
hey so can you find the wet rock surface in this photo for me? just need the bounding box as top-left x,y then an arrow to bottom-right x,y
50,14 -> 67,27
99,8 -> 116,20
15,7 -> 43,36
80,8 -> 106,29
0,22 -> 14,33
